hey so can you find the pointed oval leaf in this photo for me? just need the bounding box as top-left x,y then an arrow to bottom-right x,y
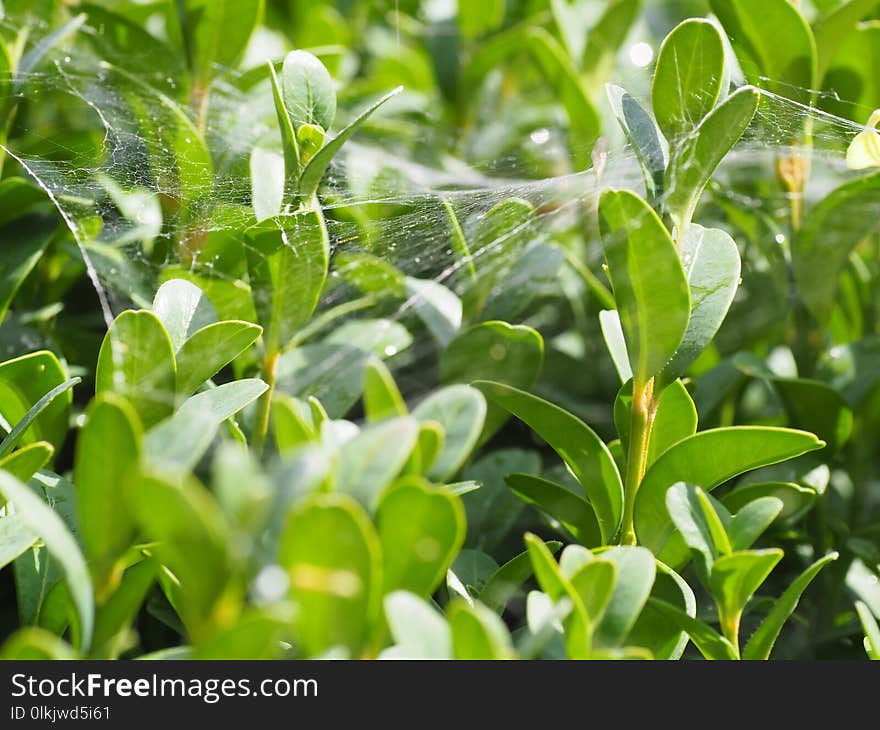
448,600 -> 514,659
475,381 -> 623,543
175,320 -> 262,399
598,189 -> 690,382
151,278 -> 218,352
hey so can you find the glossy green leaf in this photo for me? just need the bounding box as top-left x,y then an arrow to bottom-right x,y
244,211 -> 329,354
652,19 -> 725,141
412,385 -> 486,482
0,377 -> 78,459
145,379 -> 267,471
605,85 -> 667,200
276,343 -> 371,418
382,591 -> 450,659
363,358 -> 407,422
505,472 -> 601,546
324,319 -> 412,359
279,494 -> 380,658
175,321 -> 262,398
581,0 -> 642,90
0,514 -> 37,570
728,497 -> 784,551
722,480 -> 819,522
96,310 -> 177,429
743,552 -> 838,660
569,559 -> 616,624
475,381 -> 623,543
0,472 -> 93,650
664,86 -> 760,230
280,50 -> 335,134
74,394 -> 142,590
710,0 -> 817,102
0,351 -> 73,454
377,478 -> 465,597
709,549 -> 783,628
151,278 -> 217,352
0,442 -> 52,487
598,189 -> 690,382
337,417 -> 419,510
647,598 -> 738,660
855,601 -> 880,661
666,483 -> 723,578
272,394 -> 317,451
0,627 -> 77,660
440,321 -> 543,442
91,559 -> 157,657
0,215 -> 52,324
792,171 -> 880,324
448,600 -> 514,659
814,0 -> 880,79
593,546 -> 655,649
635,427 -> 824,556
660,225 -> 741,385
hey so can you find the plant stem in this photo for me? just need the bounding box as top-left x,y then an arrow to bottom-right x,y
620,376 -> 656,545
721,611 -> 741,659
251,349 -> 279,456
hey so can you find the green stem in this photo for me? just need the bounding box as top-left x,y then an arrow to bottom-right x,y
721,611 -> 741,659
251,350 -> 279,456
620,377 -> 656,545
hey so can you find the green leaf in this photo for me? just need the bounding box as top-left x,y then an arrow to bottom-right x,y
126,471 -> 230,642
0,351 -> 73,454
652,19 -> 725,142
666,483 -> 723,578
363,358 -> 407,422
377,478 -> 465,597
709,549 -> 783,629
593,546 -> 656,648
598,189 -> 690,382
479,541 -> 562,614
0,214 -> 52,324
0,442 -> 52,487
175,321 -> 262,399
0,377 -> 78,459
382,591 -> 451,659
647,598 -> 738,660
74,394 -> 142,591
279,494 -> 380,658
96,310 -> 177,429
440,321 -> 543,442
664,86 -> 760,231
855,600 -> 880,661
151,278 -> 217,352
272,394 -> 317,451
742,552 -> 838,660
448,600 -> 514,659
0,627 -> 77,660
145,379 -> 267,471
298,86 -> 402,198
250,146 -> 284,220
337,417 -> 419,510
280,50 -> 336,134
404,277 -> 462,348
245,211 -> 329,354
605,84 -> 667,200
184,0 -> 262,85
710,0 -> 817,103
792,171 -> 880,324
324,319 -> 412,359
722,480 -> 819,522
635,427 -> 824,557
569,559 -> 617,624
91,559 -> 157,657
505,472 -> 602,547
411,385 -> 485,482
458,0 -> 505,40
659,225 -> 741,385
193,610 -> 289,660
0,514 -> 38,570
0,472 -> 93,651
599,309 -> 633,383
475,381 -> 623,543
728,497 -> 784,552
615,379 -> 697,466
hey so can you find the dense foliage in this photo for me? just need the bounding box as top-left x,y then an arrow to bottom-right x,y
0,0 -> 878,660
